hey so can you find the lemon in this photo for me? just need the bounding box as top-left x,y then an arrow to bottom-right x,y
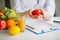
8,26 -> 21,36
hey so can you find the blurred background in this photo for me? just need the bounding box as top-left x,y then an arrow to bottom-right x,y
55,0 -> 60,16
0,0 -> 60,16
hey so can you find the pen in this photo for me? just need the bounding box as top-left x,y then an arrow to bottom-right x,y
26,25 -> 35,30
53,20 -> 60,23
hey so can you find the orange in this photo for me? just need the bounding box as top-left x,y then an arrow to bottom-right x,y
0,11 -> 3,16
7,19 -> 16,27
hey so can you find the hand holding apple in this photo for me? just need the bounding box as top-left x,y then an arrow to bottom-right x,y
30,9 -> 44,19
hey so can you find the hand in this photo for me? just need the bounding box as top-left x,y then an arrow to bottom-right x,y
41,9 -> 52,21
17,9 -> 31,19
20,9 -> 30,15
30,9 -> 51,20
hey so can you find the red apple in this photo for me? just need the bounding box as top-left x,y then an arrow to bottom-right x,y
0,20 -> 7,30
31,9 -> 43,15
30,9 -> 44,19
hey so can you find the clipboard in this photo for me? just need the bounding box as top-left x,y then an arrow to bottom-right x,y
25,17 -> 59,35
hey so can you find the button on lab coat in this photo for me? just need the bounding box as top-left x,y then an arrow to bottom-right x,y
10,0 -> 55,16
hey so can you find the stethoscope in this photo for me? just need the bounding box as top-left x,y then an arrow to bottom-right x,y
37,0 -> 39,5
34,0 -> 39,8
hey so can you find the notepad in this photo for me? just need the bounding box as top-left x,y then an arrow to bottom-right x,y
25,17 -> 59,35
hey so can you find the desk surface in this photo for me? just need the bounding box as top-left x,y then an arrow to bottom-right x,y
0,17 -> 60,40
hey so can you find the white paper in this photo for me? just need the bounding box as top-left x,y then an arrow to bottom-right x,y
26,17 -> 58,34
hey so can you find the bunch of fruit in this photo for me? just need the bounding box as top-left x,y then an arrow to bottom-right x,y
0,7 -> 25,36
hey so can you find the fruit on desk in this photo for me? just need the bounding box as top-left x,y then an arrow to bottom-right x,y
7,19 -> 16,27
3,7 -> 18,21
0,11 -> 7,20
18,19 -> 25,32
1,15 -> 7,20
0,20 -> 7,30
8,10 -> 18,21
0,12 -> 3,16
8,26 -> 21,36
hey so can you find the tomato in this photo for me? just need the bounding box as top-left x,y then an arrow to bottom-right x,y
0,20 -> 7,30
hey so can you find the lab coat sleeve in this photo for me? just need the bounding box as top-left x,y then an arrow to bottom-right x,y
43,0 -> 55,17
10,0 -> 24,13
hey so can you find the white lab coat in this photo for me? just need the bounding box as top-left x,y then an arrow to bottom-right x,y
10,0 -> 55,17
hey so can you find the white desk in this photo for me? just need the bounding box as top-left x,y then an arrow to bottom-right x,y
0,17 -> 60,40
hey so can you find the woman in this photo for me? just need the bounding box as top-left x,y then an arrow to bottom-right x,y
10,0 -> 55,20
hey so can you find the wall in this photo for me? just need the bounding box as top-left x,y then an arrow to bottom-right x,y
55,0 -> 60,16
